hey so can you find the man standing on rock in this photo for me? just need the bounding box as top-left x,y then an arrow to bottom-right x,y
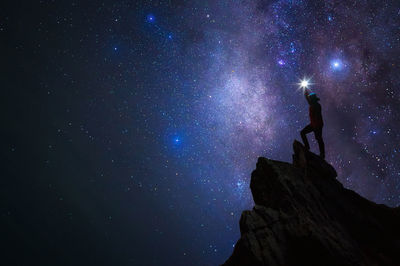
301,88 -> 325,159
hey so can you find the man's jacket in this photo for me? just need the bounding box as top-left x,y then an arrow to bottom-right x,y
309,103 -> 324,129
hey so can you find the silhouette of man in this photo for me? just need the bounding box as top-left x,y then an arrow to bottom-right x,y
301,89 -> 325,159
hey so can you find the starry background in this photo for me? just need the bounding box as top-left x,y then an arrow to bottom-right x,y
2,0 -> 400,265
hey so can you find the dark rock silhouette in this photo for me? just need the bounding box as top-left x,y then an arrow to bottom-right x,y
222,140 -> 400,266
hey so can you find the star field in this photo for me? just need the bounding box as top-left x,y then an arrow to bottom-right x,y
2,0 -> 400,265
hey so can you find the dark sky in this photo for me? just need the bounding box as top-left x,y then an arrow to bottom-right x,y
2,0 -> 400,265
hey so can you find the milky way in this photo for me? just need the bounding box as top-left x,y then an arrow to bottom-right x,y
188,0 -> 400,206
3,1 -> 400,265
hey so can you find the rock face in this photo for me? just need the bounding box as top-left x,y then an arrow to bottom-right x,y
223,140 -> 400,266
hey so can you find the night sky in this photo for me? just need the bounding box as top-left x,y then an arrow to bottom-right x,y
2,0 -> 400,265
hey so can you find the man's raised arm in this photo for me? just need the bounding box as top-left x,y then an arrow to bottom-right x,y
304,88 -> 311,104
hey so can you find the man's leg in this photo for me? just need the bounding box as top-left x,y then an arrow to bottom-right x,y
300,124 -> 313,150
314,127 -> 325,159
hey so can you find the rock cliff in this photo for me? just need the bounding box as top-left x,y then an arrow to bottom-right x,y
223,140 -> 400,266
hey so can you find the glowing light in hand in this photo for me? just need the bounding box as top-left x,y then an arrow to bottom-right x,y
301,79 -> 309,88
298,78 -> 310,89
296,77 -> 313,93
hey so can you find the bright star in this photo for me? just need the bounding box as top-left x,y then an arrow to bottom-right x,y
147,14 -> 155,22
331,59 -> 343,70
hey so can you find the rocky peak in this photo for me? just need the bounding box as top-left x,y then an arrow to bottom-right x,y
223,140 -> 400,266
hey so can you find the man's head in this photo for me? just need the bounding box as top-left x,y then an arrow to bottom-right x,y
308,92 -> 320,103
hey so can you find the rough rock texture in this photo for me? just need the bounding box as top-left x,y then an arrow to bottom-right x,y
223,140 -> 400,266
